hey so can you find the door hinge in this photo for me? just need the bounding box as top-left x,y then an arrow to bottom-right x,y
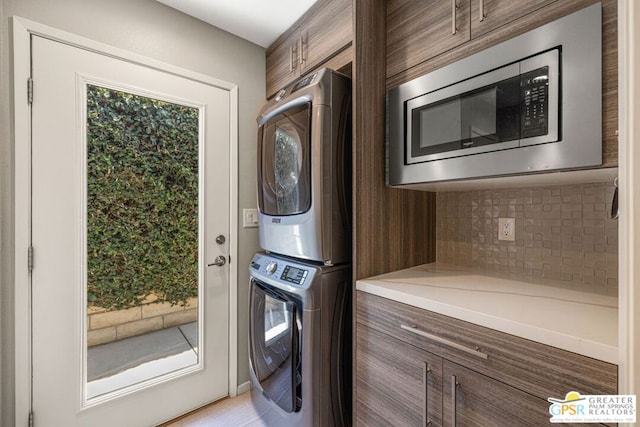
28,410 -> 34,427
28,246 -> 34,273
27,77 -> 33,105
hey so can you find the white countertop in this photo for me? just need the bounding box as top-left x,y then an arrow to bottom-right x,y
356,263 -> 618,364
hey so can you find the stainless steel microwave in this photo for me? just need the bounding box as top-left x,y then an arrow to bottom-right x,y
387,3 -> 602,187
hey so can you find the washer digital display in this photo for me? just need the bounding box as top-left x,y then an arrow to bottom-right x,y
281,265 -> 308,285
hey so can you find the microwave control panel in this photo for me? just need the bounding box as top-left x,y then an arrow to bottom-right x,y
521,66 -> 549,139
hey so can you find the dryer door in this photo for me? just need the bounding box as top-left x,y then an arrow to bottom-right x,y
249,278 -> 302,413
258,102 -> 311,216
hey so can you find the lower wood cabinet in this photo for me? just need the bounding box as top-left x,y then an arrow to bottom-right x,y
355,292 -> 617,426
356,325 -> 442,426
442,359 -> 552,426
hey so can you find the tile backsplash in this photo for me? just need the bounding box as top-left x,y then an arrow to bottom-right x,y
436,182 -> 618,295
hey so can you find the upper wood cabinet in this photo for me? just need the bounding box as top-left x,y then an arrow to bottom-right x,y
469,0 -> 557,39
265,0 -> 352,98
386,0 -> 471,78
386,0 -> 618,168
265,30 -> 302,99
301,0 -> 352,72
387,0 -> 558,79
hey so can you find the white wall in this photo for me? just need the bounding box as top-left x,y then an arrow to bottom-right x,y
0,1 -> 264,424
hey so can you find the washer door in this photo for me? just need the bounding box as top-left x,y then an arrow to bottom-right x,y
249,278 -> 302,413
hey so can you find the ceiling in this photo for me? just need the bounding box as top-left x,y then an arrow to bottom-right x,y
156,0 -> 318,48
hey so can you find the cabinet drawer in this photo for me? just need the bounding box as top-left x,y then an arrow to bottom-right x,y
356,291 -> 617,401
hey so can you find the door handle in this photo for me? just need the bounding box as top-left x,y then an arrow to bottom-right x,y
208,255 -> 226,267
215,235 -> 226,245
611,177 -> 619,220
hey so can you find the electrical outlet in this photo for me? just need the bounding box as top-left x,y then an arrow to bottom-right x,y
498,217 -> 515,241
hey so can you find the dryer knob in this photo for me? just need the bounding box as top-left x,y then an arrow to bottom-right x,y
265,262 -> 278,275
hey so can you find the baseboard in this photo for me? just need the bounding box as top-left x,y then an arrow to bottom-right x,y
237,380 -> 252,395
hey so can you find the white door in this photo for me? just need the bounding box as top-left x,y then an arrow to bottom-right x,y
31,35 -> 230,426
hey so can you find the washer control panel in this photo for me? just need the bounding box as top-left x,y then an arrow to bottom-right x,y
265,261 -> 278,275
280,265 -> 308,286
251,253 -> 312,287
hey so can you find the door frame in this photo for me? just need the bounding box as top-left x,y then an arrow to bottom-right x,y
618,0 -> 640,406
12,17 -> 239,425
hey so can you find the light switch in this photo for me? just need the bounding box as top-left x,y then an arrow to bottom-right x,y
243,208 -> 259,228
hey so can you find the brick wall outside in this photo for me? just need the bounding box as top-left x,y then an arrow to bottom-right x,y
436,182 -> 618,296
87,295 -> 198,347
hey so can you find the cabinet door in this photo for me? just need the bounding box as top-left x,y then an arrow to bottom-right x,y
300,0 -> 352,73
357,325 -> 443,427
470,0 -> 557,39
265,29 -> 300,98
386,0 -> 471,78
442,360 -> 551,426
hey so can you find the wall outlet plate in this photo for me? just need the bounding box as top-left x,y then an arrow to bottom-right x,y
243,208 -> 259,228
498,217 -> 515,241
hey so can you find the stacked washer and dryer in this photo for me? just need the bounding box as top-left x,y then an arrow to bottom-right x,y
248,68 -> 352,427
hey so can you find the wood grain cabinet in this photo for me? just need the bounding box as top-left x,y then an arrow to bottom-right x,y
265,0 -> 352,98
357,325 -> 558,427
386,0 -> 557,79
355,292 -> 618,426
385,0 -> 618,169
386,0 -> 471,78
442,360 -> 554,426
265,29 -> 302,100
469,0 -> 557,39
357,326 -> 442,427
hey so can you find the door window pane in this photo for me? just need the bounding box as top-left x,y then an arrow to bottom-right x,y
85,85 -> 200,399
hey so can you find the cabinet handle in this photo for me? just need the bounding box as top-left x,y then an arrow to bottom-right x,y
479,0 -> 486,22
289,44 -> 295,72
451,375 -> 460,427
298,36 -> 305,66
423,362 -> 432,427
400,324 -> 489,360
451,0 -> 459,35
